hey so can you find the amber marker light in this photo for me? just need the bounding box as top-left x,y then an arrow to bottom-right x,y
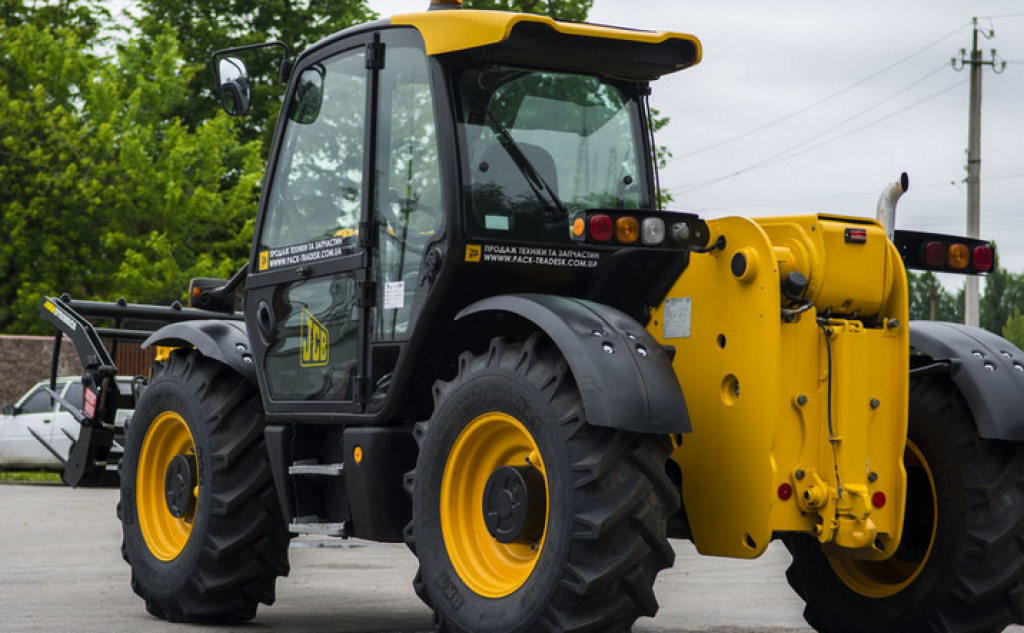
572,216 -> 586,238
948,243 -> 970,270
615,216 -> 639,244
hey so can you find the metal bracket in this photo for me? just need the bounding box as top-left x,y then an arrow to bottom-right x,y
365,39 -> 386,70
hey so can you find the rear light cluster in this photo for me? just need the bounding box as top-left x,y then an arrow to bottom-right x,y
570,211 -> 709,250
893,230 -> 995,275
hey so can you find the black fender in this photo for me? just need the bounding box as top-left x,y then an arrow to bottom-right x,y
143,320 -> 257,385
457,294 -> 690,434
910,320 -> 1024,441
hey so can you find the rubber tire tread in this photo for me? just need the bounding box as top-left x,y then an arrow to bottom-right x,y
117,350 -> 290,623
784,374 -> 1024,633
405,333 -> 679,633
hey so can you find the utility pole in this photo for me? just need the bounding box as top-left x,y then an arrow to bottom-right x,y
953,18 -> 1005,327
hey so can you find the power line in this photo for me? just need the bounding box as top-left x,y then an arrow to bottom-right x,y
681,172 -> 1024,216
750,64 -> 949,167
671,78 -> 968,195
670,21 -> 970,161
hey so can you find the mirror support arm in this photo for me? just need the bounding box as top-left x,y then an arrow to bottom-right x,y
210,41 -> 292,82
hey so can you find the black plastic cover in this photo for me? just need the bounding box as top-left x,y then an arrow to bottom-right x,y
344,427 -> 418,542
910,321 -> 1024,441
458,294 -> 690,434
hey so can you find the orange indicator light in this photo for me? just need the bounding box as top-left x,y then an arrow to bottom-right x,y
615,217 -> 639,244
948,243 -> 970,270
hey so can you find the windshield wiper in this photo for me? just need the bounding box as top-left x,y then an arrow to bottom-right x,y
476,100 -> 569,220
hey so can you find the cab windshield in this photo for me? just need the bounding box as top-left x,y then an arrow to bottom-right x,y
455,65 -> 649,244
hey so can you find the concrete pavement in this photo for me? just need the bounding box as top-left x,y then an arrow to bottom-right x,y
0,483 -> 1008,633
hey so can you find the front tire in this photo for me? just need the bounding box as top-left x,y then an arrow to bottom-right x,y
785,374 -> 1024,633
118,351 -> 290,622
407,334 -> 678,633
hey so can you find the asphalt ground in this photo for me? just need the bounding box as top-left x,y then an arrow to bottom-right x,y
0,483 -> 1020,633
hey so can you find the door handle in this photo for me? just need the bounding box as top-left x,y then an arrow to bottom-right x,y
43,419 -> 51,424
256,300 -> 275,345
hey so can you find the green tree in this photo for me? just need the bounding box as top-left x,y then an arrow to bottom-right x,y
907,271 -> 962,323
0,0 -> 107,37
0,18 -> 262,332
134,0 -> 377,146
980,252 -> 1024,335
464,0 -> 592,21
1003,308 -> 1024,350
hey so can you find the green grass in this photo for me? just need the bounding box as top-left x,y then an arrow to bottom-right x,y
0,471 -> 62,483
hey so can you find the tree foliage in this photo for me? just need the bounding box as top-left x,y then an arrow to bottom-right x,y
1004,308 -> 1024,350
907,271 -> 962,323
906,259 -> 1024,344
979,252 -> 1024,334
0,7 -> 262,333
464,0 -> 591,21
134,0 -> 377,147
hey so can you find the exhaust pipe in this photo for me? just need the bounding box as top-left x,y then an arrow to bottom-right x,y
875,172 -> 909,240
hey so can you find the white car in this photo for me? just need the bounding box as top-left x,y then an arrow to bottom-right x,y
0,377 -> 134,470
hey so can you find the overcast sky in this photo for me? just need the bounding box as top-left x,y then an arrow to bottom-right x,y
367,0 -> 1024,289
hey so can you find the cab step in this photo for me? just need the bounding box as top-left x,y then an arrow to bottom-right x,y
288,460 -> 344,476
288,516 -> 350,537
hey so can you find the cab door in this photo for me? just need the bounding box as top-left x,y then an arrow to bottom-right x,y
245,35 -> 378,416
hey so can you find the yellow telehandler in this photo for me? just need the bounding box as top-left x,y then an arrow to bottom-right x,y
40,2 -> 1024,632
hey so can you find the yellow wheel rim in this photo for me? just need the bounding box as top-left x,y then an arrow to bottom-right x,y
828,440 -> 937,598
441,412 -> 549,598
137,411 -> 198,562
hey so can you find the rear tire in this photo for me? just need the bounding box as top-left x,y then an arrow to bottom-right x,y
785,374 -> 1024,633
406,334 -> 678,633
118,351 -> 289,622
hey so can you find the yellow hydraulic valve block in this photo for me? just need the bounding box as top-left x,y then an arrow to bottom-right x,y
649,215 -> 909,560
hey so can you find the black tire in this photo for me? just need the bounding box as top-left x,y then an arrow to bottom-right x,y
117,351 -> 290,622
785,374 -> 1024,633
406,333 -> 679,633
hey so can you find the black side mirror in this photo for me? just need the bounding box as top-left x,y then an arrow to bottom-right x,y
216,56 -> 252,116
288,65 -> 325,125
2,406 -> 17,416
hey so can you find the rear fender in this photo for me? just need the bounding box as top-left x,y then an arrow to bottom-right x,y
143,320 -> 257,384
457,294 -> 690,434
910,321 -> 1024,441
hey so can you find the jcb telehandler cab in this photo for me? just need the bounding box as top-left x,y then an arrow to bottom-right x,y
39,3 -> 1024,633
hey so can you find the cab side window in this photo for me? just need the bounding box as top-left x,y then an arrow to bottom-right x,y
372,43 -> 442,341
260,50 -> 368,255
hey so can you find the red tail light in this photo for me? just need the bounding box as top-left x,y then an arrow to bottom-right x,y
972,245 -> 994,272
590,214 -> 614,242
922,241 -> 946,268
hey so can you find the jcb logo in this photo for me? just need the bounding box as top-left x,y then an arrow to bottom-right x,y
465,244 -> 482,262
300,309 -> 329,367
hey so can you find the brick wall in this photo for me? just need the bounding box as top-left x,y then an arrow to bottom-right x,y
0,335 -> 83,407
0,335 -> 155,407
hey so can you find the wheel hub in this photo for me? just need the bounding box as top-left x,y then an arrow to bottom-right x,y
483,465 -> 546,544
164,453 -> 197,519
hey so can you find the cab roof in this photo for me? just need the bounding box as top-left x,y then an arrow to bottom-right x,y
391,10 -> 702,81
